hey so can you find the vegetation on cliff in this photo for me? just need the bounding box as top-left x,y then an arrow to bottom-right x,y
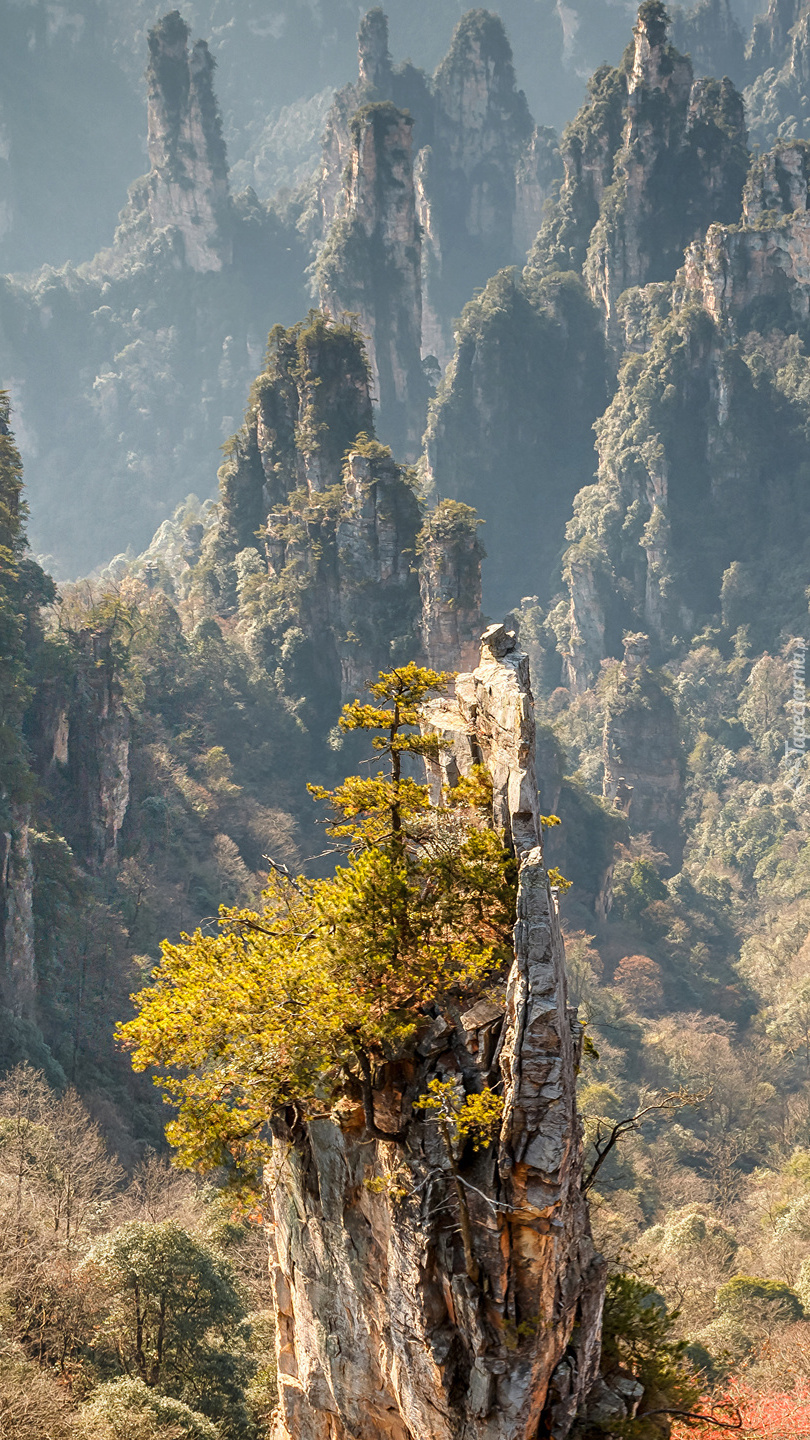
13,0 -> 810,1430
424,267 -> 608,613
120,666 -> 515,1182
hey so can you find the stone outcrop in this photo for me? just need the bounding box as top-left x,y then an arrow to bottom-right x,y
602,633 -> 684,868
682,141 -> 810,329
266,625 -> 605,1440
62,628 -> 131,871
316,9 -> 562,376
208,313 -> 483,709
533,2 -> 748,334
418,500 -> 484,675
317,101 -> 427,453
116,11 -> 231,271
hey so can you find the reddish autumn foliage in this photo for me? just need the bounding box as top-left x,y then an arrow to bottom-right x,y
613,953 -> 665,1014
670,1380 -> 810,1437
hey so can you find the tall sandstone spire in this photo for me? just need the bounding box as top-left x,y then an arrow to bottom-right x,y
267,625 -> 606,1440
118,10 -> 232,271
316,102 -> 426,454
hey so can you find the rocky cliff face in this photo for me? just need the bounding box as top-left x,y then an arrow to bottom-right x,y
418,500 -> 484,675
0,806 -> 36,1019
671,0 -> 746,86
267,624 -> 605,1440
746,0 -> 810,145
316,9 -> 561,374
602,633 -> 684,868
206,312 -> 482,712
317,102 -> 427,453
421,11 -> 559,359
62,629 -> 131,872
315,9 -> 433,243
533,1 -> 748,333
552,152 -> 810,690
116,10 -> 231,271
682,141 -> 810,329
423,268 -> 608,617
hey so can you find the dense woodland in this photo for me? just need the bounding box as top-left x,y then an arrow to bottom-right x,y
8,0 -> 810,1433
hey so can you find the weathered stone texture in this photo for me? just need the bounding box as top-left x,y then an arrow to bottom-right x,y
419,506 -> 483,676
682,141 -> 810,329
267,626 -> 604,1440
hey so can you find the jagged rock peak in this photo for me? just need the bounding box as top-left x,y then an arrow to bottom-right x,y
358,7 -> 392,90
534,0 -> 747,329
630,0 -> 692,94
434,9 -> 533,157
317,102 -> 426,453
121,9 -> 231,271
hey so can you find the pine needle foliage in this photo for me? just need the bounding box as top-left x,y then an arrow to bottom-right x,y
119,665 -> 517,1189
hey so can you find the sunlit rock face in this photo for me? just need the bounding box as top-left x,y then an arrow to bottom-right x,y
266,626 -> 605,1440
682,141 -> 810,330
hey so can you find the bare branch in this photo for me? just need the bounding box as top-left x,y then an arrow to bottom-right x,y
582,1088 -> 707,1194
642,1402 -> 743,1430
263,855 -> 305,895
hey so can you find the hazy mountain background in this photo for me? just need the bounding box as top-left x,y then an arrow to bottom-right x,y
0,0 -> 678,275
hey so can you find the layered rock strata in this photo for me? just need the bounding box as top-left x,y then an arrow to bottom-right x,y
266,624 -> 605,1440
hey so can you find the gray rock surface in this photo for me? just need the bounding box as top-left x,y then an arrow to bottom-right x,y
267,632 -> 605,1440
